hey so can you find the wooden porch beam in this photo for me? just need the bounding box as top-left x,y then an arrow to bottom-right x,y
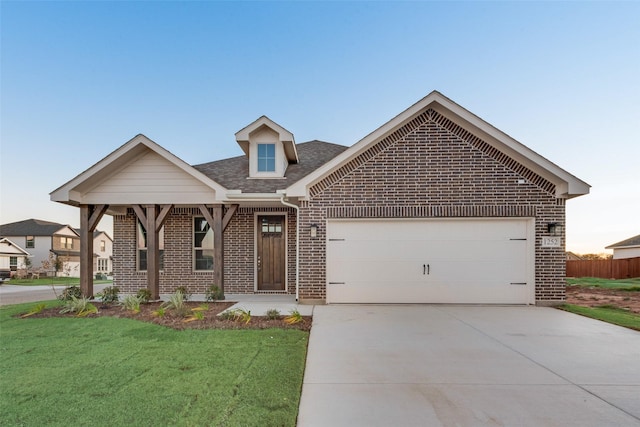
79,204 -> 108,298
145,205 -> 160,300
222,204 -> 239,232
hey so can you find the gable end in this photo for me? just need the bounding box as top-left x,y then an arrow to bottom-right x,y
309,109 -> 555,198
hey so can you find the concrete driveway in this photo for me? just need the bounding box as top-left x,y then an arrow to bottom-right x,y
298,305 -> 640,426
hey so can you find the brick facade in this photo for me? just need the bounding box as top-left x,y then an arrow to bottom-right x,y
297,109 -> 566,304
113,207 -> 296,295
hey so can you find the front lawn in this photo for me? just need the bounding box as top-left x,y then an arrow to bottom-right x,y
0,301 -> 308,427
559,304 -> 640,331
4,277 -> 113,286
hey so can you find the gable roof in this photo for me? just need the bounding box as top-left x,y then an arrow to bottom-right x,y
606,234 -> 640,249
50,134 -> 228,207
0,219 -> 74,237
235,116 -> 299,163
286,91 -> 591,199
193,140 -> 348,193
0,238 -> 30,256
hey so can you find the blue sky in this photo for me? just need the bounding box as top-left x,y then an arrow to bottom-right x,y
1,1 -> 638,254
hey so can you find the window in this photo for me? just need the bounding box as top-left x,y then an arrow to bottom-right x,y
194,217 -> 214,270
257,143 -> 276,172
26,236 -> 34,248
60,237 -> 73,249
100,240 -> 106,252
97,258 -> 108,272
9,257 -> 17,271
137,221 -> 164,271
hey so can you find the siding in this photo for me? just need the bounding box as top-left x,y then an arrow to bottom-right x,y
84,151 -> 216,204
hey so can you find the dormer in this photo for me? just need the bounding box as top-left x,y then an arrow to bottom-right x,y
235,116 -> 299,178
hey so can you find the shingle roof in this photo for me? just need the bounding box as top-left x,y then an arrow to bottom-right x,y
606,234 -> 640,249
192,140 -> 348,193
0,219 -> 69,237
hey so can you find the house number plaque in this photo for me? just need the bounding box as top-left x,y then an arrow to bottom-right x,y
541,237 -> 561,248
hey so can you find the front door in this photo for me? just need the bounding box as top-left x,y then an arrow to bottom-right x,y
257,215 -> 286,291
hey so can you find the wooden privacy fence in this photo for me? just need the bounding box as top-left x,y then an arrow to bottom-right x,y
566,257 -> 640,279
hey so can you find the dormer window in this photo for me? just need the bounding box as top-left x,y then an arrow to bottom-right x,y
257,144 -> 276,172
235,116 -> 299,179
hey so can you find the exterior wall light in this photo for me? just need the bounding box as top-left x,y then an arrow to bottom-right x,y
310,224 -> 318,238
547,223 -> 562,236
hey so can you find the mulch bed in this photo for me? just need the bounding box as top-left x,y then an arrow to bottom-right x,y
565,285 -> 640,314
21,301 -> 312,331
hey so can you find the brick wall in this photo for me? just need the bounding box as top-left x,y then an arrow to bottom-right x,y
298,108 -> 566,304
113,207 -> 296,295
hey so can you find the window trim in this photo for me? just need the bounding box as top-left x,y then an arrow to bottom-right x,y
137,220 -> 164,272
257,143 -> 276,172
193,217 -> 214,271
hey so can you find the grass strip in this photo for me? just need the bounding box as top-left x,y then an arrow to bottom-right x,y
3,278 -> 113,286
0,301 -> 308,427
559,304 -> 640,331
566,277 -> 640,291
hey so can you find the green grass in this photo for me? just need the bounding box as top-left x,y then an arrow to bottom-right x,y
560,304 -> 640,331
4,277 -> 113,286
0,301 -> 309,427
566,277 -> 640,291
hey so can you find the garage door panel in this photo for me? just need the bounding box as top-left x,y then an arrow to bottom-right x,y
326,219 -> 533,304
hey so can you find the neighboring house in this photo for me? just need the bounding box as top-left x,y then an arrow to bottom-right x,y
566,251 -> 584,261
0,219 -> 113,278
75,229 -> 114,275
0,238 -> 30,281
51,91 -> 590,305
606,234 -> 640,260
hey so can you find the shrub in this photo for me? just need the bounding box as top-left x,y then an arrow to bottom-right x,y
21,303 -> 46,318
121,295 -> 142,313
266,309 -> 281,320
162,291 -> 189,317
60,296 -> 97,317
174,286 -> 192,301
221,308 -> 251,324
284,309 -> 303,325
97,286 -> 120,304
152,307 -> 166,317
205,284 -> 225,302
136,288 -> 152,304
58,286 -> 82,301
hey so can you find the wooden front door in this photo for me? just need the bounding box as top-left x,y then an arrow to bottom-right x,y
257,215 -> 286,291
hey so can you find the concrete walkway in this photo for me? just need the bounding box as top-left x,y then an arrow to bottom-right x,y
298,305 -> 640,427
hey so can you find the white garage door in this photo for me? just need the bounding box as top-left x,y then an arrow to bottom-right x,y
326,218 -> 534,304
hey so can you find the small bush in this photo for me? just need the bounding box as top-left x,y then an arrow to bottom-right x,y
21,303 -> 46,318
152,307 -> 166,317
121,295 -> 142,313
97,286 -> 120,304
136,288 -> 152,304
162,291 -> 190,317
60,296 -> 97,317
221,308 -> 251,324
174,286 -> 192,301
284,309 -> 303,325
266,309 -> 281,320
58,286 -> 82,301
205,284 -> 225,302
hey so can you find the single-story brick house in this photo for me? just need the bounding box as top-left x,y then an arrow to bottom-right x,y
51,91 -> 589,305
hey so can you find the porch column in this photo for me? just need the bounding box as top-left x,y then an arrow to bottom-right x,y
79,204 -> 108,297
133,204 -> 173,300
198,204 -> 237,295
